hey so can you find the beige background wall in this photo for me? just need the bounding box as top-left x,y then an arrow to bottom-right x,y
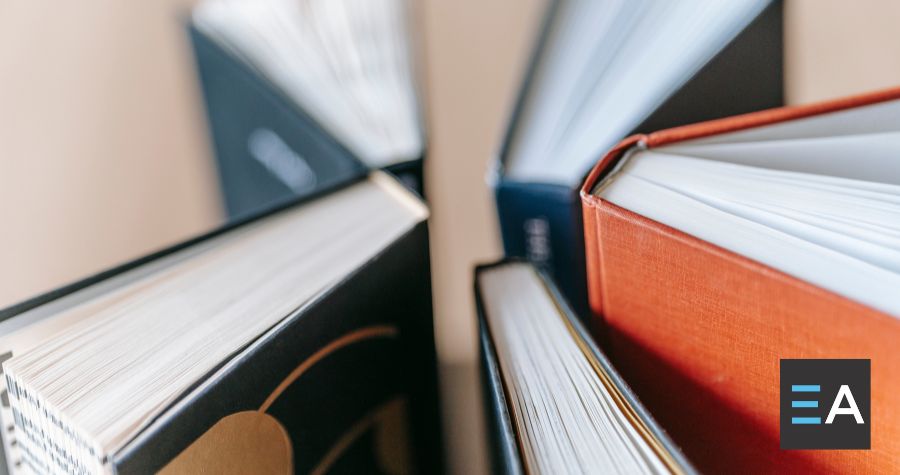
0,1 -> 898,473
417,2 -> 541,471
785,0 -> 900,103
0,0 -> 219,306
420,0 -> 541,364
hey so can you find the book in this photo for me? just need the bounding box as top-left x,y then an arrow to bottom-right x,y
186,26 -> 368,221
189,0 -> 426,214
0,172 -> 442,474
580,87 -> 900,473
475,260 -> 694,474
493,0 -> 783,318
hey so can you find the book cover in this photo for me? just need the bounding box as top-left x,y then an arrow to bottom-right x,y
580,87 -> 900,473
117,221 -> 443,474
475,260 -> 694,474
0,176 -> 443,474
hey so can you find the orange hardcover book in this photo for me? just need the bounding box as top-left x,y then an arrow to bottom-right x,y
580,88 -> 900,473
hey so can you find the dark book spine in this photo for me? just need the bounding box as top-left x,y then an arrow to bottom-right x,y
187,26 -> 368,221
476,302 -> 525,475
494,180 -> 589,319
474,260 -> 697,475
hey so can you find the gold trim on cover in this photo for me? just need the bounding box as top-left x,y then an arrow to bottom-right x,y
310,397 -> 411,475
164,324 -> 402,474
259,325 -> 399,413
546,275 -> 685,475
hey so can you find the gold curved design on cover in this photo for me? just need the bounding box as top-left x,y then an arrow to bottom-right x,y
159,411 -> 292,475
259,325 -> 399,413
162,324 -> 402,474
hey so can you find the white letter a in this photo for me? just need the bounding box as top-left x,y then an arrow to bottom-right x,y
826,385 -> 864,424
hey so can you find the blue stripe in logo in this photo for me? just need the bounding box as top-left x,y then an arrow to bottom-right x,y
791,400 -> 818,408
791,417 -> 822,425
791,385 -> 820,392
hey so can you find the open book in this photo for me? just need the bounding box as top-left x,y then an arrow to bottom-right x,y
493,0 -> 782,317
504,0 -> 774,185
0,173 -> 441,474
596,100 -> 900,316
581,88 -> 900,473
476,261 -> 693,475
189,0 -> 426,214
194,0 -> 422,166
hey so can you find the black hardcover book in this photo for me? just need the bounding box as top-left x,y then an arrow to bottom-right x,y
493,1 -> 784,319
478,310 -> 524,475
188,0 -> 427,201
0,173 -> 443,474
475,260 -> 695,474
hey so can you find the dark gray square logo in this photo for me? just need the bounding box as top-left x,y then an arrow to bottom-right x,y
780,359 -> 870,450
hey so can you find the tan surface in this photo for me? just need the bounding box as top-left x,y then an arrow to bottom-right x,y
0,0 -> 221,307
420,0 -> 541,362
419,2 -> 543,472
785,0 -> 900,104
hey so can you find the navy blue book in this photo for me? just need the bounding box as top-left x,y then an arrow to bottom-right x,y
188,0 -> 426,207
494,0 -> 784,319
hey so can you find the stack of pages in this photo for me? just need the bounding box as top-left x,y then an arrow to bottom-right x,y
0,173 -> 442,474
476,261 -> 693,475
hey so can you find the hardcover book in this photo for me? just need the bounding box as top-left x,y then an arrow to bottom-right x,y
0,173 -> 442,474
493,0 -> 783,318
187,25 -> 368,220
476,260 -> 694,475
581,87 -> 900,473
189,0 -> 427,213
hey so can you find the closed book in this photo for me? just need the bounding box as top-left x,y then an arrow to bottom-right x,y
0,173 -> 443,474
475,260 -> 694,474
493,1 -> 784,319
581,88 -> 900,473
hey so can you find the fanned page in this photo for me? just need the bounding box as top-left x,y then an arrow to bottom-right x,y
479,263 -> 676,475
1,174 -> 426,474
194,0 -> 422,167
596,98 -> 900,318
504,0 -> 769,186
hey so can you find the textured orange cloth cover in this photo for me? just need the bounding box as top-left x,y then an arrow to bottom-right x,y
581,88 -> 900,474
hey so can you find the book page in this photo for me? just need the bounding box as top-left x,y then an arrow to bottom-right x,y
504,0 -> 769,185
661,132 -> 900,184
2,174 -> 426,473
599,151 -> 900,318
194,0 -> 422,167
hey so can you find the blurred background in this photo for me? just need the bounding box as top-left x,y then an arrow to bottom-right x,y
1,0 -> 899,473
